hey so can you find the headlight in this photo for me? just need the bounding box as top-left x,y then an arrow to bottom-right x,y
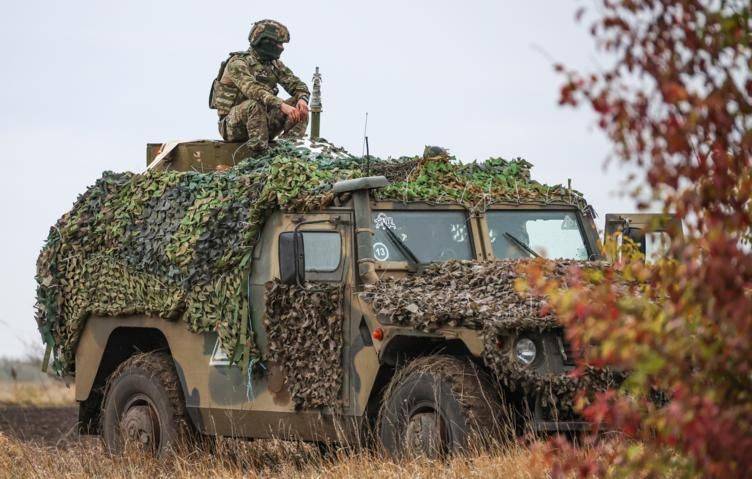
515,337 -> 537,366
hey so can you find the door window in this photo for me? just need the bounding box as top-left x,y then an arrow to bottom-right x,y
302,231 -> 342,272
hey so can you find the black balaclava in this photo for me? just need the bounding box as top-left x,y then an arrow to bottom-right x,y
254,39 -> 284,61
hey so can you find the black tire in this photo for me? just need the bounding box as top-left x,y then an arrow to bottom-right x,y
102,351 -> 190,457
377,355 -> 510,458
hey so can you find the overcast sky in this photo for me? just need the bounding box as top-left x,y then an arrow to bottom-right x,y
0,1 -> 639,358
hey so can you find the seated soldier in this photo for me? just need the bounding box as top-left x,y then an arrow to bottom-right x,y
210,19 -> 310,153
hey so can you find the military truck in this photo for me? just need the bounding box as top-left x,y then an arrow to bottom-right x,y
36,139 -> 677,458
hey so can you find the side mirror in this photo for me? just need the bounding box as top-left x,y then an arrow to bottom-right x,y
279,232 -> 305,285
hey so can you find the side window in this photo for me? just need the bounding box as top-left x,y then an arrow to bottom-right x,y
644,231 -> 671,264
302,232 -> 341,272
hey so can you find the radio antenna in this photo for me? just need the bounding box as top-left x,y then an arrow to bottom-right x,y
362,112 -> 371,175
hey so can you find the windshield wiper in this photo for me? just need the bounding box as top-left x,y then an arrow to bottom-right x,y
384,226 -> 421,266
503,232 -> 540,258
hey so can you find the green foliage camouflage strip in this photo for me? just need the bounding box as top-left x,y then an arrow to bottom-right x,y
35,140 -> 587,374
360,260 -> 620,414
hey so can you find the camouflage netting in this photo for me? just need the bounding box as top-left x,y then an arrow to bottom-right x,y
35,139 -> 588,375
360,259 -> 575,332
360,260 -> 622,414
264,281 -> 343,409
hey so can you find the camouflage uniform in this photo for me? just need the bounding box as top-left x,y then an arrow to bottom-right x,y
213,49 -> 310,147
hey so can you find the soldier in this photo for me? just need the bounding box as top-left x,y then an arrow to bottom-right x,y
210,19 -> 310,153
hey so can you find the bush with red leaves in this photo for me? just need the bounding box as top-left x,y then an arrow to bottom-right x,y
536,1 -> 751,477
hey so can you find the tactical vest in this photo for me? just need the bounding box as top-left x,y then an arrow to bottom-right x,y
209,51 -> 281,116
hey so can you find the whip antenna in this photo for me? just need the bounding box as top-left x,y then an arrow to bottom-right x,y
362,112 -> 371,175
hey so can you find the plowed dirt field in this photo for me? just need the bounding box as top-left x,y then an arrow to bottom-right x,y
0,406 -> 80,446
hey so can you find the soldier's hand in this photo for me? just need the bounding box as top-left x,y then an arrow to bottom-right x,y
296,99 -> 309,116
281,102 -> 301,122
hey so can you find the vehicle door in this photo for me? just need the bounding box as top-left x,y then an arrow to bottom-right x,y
247,211 -> 353,413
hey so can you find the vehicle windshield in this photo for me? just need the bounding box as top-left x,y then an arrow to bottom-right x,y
371,211 -> 473,263
487,211 -> 589,260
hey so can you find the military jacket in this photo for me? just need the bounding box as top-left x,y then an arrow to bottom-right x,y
211,49 -> 310,116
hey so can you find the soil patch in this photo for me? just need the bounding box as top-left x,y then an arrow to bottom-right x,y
0,406 -> 80,447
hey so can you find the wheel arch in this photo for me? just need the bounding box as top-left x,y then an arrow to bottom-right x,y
75,317 -> 194,434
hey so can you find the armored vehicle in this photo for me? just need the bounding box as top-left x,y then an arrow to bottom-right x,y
36,139 -> 675,457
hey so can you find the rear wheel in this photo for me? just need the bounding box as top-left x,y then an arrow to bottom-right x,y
102,351 -> 190,456
377,355 -> 510,458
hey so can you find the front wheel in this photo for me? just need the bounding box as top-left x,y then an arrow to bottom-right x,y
377,355 -> 511,458
102,351 -> 190,457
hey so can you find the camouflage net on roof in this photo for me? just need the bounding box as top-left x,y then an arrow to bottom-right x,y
360,260 -> 621,414
35,140 -> 588,375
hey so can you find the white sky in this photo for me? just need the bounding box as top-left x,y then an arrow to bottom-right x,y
0,1 -> 639,358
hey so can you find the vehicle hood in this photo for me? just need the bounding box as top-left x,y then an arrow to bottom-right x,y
360,259 -> 620,416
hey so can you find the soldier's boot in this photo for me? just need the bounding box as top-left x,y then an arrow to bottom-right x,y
280,113 -> 309,139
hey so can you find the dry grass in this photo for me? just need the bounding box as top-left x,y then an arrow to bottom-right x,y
0,356 -> 551,478
0,356 -> 75,406
0,433 -> 551,479
0,380 -> 75,406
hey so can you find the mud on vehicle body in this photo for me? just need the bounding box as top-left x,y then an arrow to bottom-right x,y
44,141 -> 675,456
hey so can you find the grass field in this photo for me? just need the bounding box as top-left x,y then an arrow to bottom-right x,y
0,433 -> 550,479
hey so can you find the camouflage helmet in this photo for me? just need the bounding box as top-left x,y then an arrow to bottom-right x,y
248,19 -> 290,46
